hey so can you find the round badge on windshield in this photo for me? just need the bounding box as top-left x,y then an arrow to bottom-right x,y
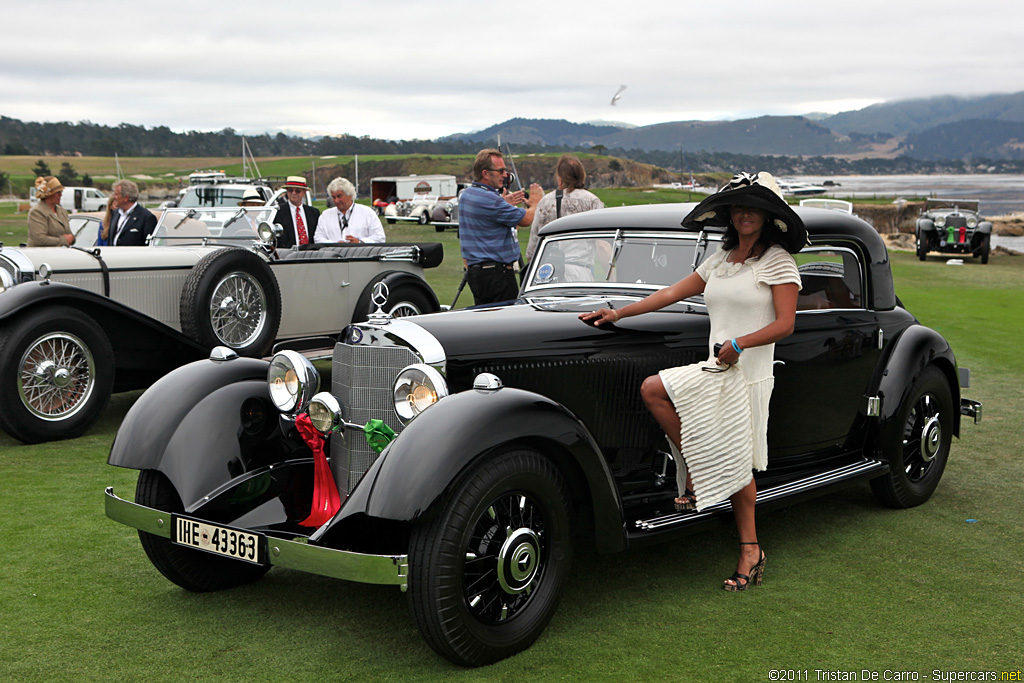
536,263 -> 555,283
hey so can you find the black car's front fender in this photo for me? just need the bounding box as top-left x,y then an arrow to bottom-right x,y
108,354 -> 281,509
320,385 -> 627,553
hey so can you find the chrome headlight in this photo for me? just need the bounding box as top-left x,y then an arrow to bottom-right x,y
257,221 -> 279,243
393,364 -> 448,423
966,216 -> 977,228
934,215 -> 946,227
308,392 -> 344,434
267,350 -> 319,414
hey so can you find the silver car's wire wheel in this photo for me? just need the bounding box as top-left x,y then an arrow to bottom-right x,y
17,331 -> 96,420
388,300 -> 423,318
209,271 -> 268,348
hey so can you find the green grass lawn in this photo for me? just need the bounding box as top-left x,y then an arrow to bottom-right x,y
1,201 -> 1022,680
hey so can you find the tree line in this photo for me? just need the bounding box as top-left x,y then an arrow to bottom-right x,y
3,115 -> 1024,184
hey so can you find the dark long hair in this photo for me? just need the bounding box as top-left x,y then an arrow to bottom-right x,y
721,211 -> 785,260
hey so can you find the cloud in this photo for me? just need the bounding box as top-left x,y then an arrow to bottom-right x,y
1,0 -> 1021,140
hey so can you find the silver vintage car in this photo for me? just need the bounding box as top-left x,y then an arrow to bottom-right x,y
0,206 -> 442,444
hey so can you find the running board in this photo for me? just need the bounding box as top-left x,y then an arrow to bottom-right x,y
634,459 -> 888,532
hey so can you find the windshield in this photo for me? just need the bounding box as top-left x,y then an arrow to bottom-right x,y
924,199 -> 979,213
178,186 -> 269,208
525,232 -> 720,292
151,207 -> 277,246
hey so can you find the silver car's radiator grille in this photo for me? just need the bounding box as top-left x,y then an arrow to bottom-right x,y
330,341 -> 418,494
110,271 -> 191,329
0,258 -> 15,281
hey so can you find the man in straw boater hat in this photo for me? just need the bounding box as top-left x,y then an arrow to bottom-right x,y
27,176 -> 74,247
581,171 -> 805,592
273,176 -> 320,248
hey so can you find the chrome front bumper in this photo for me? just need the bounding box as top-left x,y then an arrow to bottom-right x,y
960,398 -> 983,424
104,487 -> 409,590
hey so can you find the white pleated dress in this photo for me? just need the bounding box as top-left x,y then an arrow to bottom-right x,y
659,245 -> 801,510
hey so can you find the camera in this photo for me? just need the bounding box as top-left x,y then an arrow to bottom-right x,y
502,172 -> 529,199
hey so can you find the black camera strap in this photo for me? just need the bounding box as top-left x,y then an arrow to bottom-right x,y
555,189 -> 563,218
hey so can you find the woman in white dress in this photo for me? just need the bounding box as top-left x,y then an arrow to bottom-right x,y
580,172 -> 806,591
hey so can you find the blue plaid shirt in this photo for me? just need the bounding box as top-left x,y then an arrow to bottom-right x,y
458,182 -> 525,265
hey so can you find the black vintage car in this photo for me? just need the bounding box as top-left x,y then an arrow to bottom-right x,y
915,198 -> 993,263
104,204 -> 981,666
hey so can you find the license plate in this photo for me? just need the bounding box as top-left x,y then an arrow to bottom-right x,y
171,515 -> 266,565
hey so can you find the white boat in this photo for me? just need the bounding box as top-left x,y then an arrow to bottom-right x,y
778,180 -> 827,197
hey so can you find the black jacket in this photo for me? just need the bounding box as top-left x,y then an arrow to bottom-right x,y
113,205 -> 157,246
274,202 -> 321,248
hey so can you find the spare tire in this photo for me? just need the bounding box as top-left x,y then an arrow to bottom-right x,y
179,249 -> 281,357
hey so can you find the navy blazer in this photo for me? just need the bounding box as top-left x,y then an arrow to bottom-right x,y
274,202 -> 321,248
113,205 -> 157,246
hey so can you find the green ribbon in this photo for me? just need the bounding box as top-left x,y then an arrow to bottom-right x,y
364,419 -> 396,454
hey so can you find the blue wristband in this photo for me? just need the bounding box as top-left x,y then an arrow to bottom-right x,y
730,338 -> 742,354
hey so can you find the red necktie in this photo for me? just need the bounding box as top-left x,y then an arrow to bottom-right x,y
295,207 -> 308,245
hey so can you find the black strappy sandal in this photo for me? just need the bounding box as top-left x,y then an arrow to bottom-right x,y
674,489 -> 697,511
724,542 -> 765,592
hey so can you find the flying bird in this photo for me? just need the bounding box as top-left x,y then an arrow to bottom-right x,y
610,85 -> 627,106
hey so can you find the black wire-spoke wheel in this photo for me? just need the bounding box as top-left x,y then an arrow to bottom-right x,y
408,447 -> 573,667
871,366 -> 953,508
903,394 -> 944,483
0,306 -> 113,443
464,492 -> 546,623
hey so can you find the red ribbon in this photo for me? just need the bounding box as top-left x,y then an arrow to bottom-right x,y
295,413 -> 342,527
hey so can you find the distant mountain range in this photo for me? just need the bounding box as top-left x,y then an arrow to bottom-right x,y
441,92 -> 1024,161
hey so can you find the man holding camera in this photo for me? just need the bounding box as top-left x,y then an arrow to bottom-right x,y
458,148 -> 543,305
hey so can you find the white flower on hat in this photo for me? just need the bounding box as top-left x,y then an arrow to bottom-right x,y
756,172 -> 785,200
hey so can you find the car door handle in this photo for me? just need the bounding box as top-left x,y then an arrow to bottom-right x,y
340,281 -> 351,287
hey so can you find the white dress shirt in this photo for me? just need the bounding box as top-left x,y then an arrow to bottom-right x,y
315,203 -> 386,244
114,203 -> 138,242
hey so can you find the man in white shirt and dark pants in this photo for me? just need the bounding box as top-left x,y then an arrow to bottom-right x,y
315,177 -> 386,244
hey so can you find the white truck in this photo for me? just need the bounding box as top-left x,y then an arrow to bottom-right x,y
30,185 -> 109,212
370,174 -> 460,231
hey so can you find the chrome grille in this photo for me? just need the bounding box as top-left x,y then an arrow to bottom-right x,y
110,271 -> 192,329
330,341 -> 418,494
0,257 -> 15,281
0,252 -> 33,283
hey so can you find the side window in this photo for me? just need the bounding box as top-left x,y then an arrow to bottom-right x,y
793,247 -> 863,311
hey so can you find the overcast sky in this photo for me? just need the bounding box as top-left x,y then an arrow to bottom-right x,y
3,0 -> 1021,142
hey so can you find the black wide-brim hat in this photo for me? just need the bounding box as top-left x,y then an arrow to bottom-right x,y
681,171 -> 808,253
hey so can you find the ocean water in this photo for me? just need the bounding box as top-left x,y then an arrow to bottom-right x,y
791,174 -> 1024,216
785,174 -> 1024,252
991,234 -> 1024,252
